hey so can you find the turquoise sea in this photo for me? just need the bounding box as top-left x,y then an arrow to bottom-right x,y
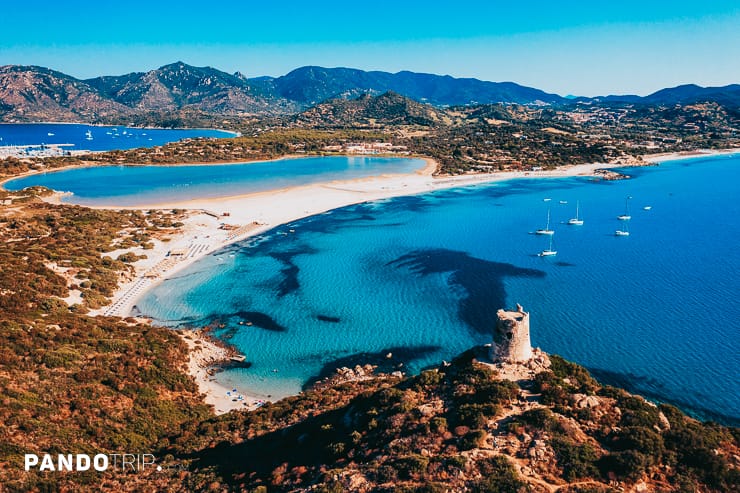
3,156 -> 426,206
0,123 -> 233,152
85,155 -> 740,424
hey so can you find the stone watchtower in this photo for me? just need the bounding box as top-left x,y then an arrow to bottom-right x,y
490,303 -> 532,363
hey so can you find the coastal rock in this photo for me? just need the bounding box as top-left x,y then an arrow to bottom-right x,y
594,168 -> 630,180
572,394 -> 601,409
527,439 -> 550,461
658,411 -> 671,431
313,364 -> 378,390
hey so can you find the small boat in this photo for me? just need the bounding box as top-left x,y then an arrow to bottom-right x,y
47,132 -> 55,136
543,198 -> 552,202
535,208 -> 555,235
568,201 -> 584,226
617,196 -> 632,220
85,130 -> 93,140
643,206 -> 652,211
559,200 -> 568,204
615,219 -> 630,236
539,235 -> 557,256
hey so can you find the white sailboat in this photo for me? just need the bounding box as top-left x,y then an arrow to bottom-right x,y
617,196 -> 632,220
536,208 -> 554,235
568,201 -> 584,225
615,219 -> 630,236
539,235 -> 557,256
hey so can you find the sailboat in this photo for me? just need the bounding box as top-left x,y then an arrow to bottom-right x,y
568,201 -> 584,225
617,196 -> 632,220
539,235 -> 557,256
615,218 -> 630,236
536,208 -> 554,235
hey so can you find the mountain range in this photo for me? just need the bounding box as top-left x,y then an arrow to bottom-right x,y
0,62 -> 738,123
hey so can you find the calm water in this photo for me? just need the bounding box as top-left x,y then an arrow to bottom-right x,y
0,123 -> 233,152
3,156 -> 426,206
139,155 -> 740,424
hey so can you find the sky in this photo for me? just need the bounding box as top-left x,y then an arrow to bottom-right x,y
1,1 -> 739,96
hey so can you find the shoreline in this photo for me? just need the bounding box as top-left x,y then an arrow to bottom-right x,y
28,148 -> 739,414
177,328 -> 267,413
640,148 -> 740,164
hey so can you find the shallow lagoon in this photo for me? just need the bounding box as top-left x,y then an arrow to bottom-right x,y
4,156 -> 426,206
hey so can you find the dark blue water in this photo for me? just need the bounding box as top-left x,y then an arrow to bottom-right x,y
0,123 -> 233,152
138,155 -> 740,424
3,156 -> 426,206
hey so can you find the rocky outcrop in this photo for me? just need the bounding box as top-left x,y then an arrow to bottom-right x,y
311,364 -> 380,391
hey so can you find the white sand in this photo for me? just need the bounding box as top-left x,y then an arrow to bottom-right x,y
178,329 -> 266,414
642,148 -> 740,164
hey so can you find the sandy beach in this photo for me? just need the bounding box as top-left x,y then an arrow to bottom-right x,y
177,329 -> 266,414
45,149 -> 737,414
641,147 -> 740,164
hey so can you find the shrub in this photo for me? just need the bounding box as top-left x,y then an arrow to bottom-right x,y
414,369 -> 443,391
394,455 -> 430,480
470,456 -> 527,493
551,437 -> 599,481
598,449 -> 651,481
459,430 -> 487,451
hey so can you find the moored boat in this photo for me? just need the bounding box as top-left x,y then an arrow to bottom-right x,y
568,200 -> 584,225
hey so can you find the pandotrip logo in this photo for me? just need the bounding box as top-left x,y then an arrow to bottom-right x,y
24,453 -> 168,473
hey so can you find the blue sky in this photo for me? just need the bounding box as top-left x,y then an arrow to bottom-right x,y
1,1 -> 738,96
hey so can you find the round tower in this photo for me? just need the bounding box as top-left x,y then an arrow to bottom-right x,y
490,303 -> 532,363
